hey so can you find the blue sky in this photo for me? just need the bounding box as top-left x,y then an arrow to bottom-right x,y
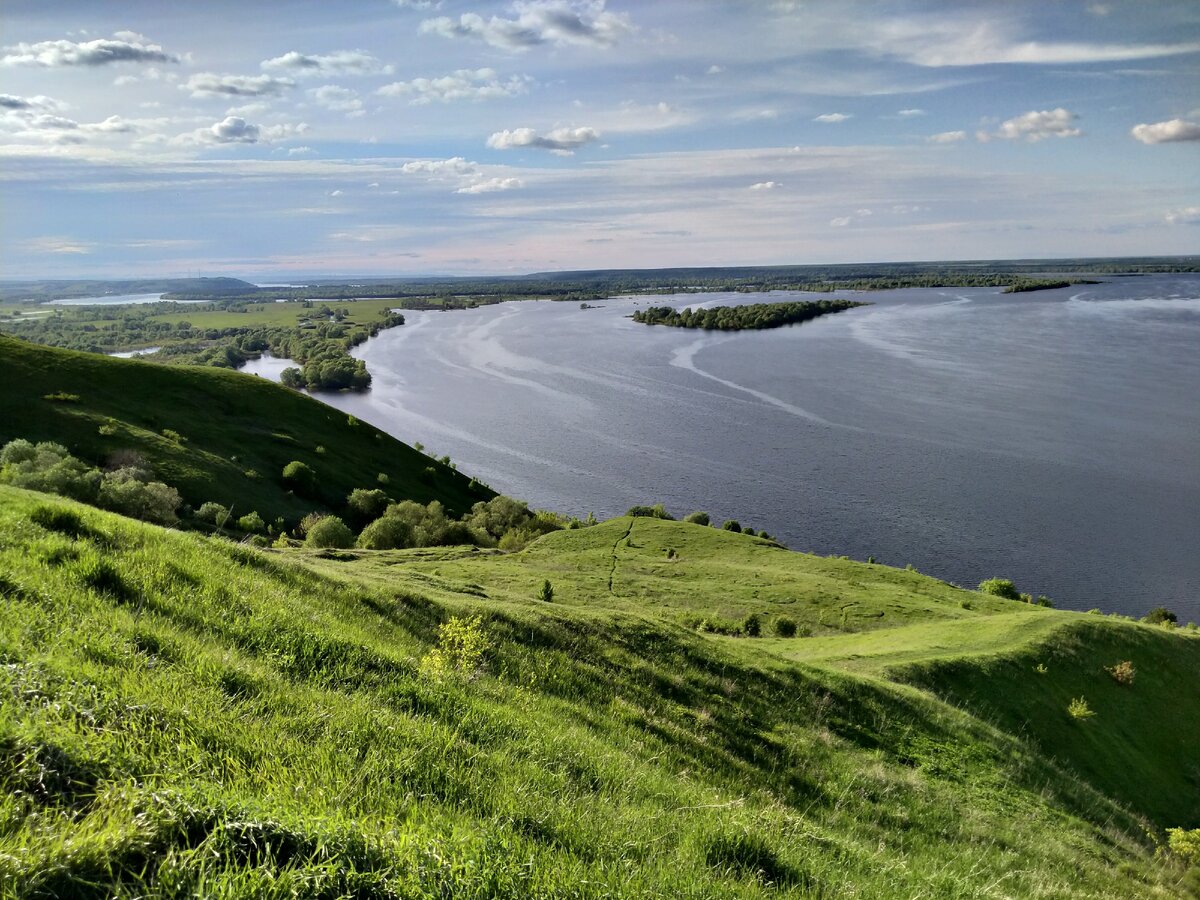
1,0 -> 1198,277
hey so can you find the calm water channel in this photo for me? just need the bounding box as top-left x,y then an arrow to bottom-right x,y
248,274 -> 1200,621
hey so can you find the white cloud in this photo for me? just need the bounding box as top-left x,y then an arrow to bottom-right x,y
1165,206 -> 1200,225
1087,4 -> 1112,15
749,181 -> 779,190
261,50 -> 392,77
329,189 -> 344,197
185,73 -> 295,98
706,64 -> 724,75
83,115 -> 139,134
486,125 -> 599,152
813,112 -> 851,123
181,116 -> 308,145
400,157 -> 476,175
829,216 -> 852,227
420,1 -> 633,51
862,17 -> 1200,67
288,146 -> 317,156
393,0 -> 440,7
928,130 -> 967,143
897,108 -> 926,117
2,34 -> 178,67
1131,118 -> 1200,144
310,85 -> 363,114
377,69 -> 531,104
987,108 -> 1082,142
456,176 -> 523,193
22,236 -> 93,254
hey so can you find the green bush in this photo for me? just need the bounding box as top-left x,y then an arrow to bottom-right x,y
281,460 -> 317,496
539,579 -> 554,603
683,511 -> 710,526
305,516 -> 355,549
773,617 -> 798,638
1167,827 -> 1200,865
97,469 -> 181,526
345,487 -> 390,528
237,511 -> 266,533
0,439 -> 102,503
196,502 -> 231,527
357,516 -> 413,550
1143,606 -> 1178,626
419,615 -> 492,680
722,520 -> 742,533
978,578 -> 1021,601
742,613 -> 761,637
627,504 -> 674,519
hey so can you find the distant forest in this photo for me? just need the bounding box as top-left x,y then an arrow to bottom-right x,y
632,299 -> 868,330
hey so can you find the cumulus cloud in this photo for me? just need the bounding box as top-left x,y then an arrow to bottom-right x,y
813,112 -> 851,123
83,115 -> 139,134
1165,207 -> 1200,225
181,116 -> 307,145
985,108 -> 1082,142
261,50 -> 392,77
749,181 -> 780,190
1,33 -> 178,67
185,73 -> 295,98
310,85 -> 364,114
420,1 -> 633,51
456,176 -> 523,193
1131,118 -> 1200,144
486,125 -> 599,153
378,68 -> 531,103
928,130 -> 967,143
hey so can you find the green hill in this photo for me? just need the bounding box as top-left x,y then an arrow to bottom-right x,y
1,487 -> 1196,898
0,334 -> 490,523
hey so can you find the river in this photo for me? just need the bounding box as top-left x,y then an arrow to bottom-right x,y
247,275 -> 1200,621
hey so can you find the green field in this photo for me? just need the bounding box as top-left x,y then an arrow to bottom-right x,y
0,486 -> 1197,897
0,334 -> 490,523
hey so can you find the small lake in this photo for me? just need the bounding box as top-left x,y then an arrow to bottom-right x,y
256,275 -> 1200,622
240,352 -> 297,380
108,346 -> 162,358
45,294 -> 210,306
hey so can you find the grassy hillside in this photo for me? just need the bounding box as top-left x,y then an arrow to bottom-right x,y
1,486 -> 1196,898
0,334 -> 490,523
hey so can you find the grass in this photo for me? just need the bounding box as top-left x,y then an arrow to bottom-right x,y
0,334 -> 490,524
0,485 -> 1197,897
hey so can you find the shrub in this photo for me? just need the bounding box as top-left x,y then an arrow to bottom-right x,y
237,511 -> 266,534
498,528 -> 537,552
626,504 -> 674,519
419,615 -> 492,680
296,511 -> 328,537
1143,606 -> 1178,626
978,578 -> 1021,601
1105,660 -> 1136,685
683,511 -> 710,526
722,520 -> 742,533
196,502 -> 232,527
305,516 -> 355,549
97,470 -> 181,525
0,440 -> 102,503
281,460 -> 317,496
773,617 -> 797,638
161,428 -> 187,443
357,516 -> 413,550
742,613 -> 761,637
43,392 -> 81,403
1167,828 -> 1200,865
346,488 -> 390,528
539,579 -> 554,603
1067,697 -> 1095,720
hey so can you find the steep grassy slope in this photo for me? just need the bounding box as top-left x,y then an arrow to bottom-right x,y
0,334 -> 489,522
1,486 -> 1196,898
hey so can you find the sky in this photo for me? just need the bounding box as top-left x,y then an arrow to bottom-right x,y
1,0 -> 1198,278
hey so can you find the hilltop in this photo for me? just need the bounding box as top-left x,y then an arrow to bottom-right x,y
0,487 -> 1197,897
0,335 -> 489,523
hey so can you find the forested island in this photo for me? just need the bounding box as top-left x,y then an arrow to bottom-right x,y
632,298 -> 867,330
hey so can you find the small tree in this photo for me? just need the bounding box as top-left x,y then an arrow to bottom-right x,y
305,516 -> 355,549
420,616 -> 492,680
539,579 -> 554,603
237,511 -> 266,533
742,613 -> 761,637
722,520 -> 742,533
346,487 -> 390,528
357,516 -> 413,550
196,501 -> 231,528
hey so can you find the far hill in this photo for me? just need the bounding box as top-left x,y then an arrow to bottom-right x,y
0,277 -> 257,303
0,334 -> 490,523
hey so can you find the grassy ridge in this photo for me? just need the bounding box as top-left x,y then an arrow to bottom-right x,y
0,334 -> 489,523
1,486 -> 1196,897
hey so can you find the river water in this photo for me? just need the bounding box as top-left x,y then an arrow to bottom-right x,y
253,275 -> 1200,620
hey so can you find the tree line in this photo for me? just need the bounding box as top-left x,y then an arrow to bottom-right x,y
631,299 -> 867,331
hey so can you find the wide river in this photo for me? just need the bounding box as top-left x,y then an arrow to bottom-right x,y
247,274 -> 1200,621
